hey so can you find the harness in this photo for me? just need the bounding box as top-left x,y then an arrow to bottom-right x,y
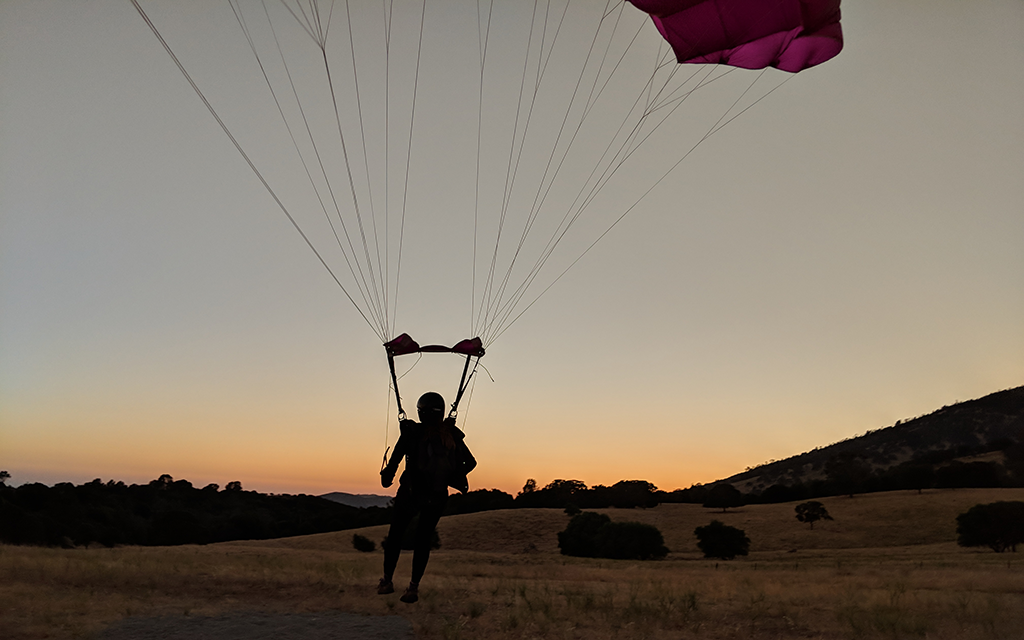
381,333 -> 484,469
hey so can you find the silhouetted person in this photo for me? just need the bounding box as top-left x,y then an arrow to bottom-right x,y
378,391 -> 476,603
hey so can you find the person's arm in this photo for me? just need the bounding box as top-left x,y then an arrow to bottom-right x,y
380,419 -> 417,487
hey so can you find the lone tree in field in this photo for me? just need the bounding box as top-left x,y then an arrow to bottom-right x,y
694,520 -> 750,560
702,483 -> 743,512
956,501 -> 1024,552
795,501 -> 834,529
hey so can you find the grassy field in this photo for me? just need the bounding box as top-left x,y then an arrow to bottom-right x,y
3,488 -> 1024,639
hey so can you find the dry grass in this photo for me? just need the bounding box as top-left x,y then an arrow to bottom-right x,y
3,488 -> 1024,640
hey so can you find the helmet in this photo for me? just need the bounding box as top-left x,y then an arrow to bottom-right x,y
416,392 -> 446,418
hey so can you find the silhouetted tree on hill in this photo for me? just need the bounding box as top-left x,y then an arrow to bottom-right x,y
794,501 -> 833,529
825,453 -> 872,497
515,479 -> 587,508
936,462 -> 1006,488
884,462 -> 936,493
445,488 -> 514,515
757,483 -> 808,504
703,484 -> 743,512
587,480 -> 659,509
657,483 -> 709,504
1005,435 -> 1024,485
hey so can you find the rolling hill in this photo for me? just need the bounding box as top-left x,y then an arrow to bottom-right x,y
239,487 -> 1024,556
719,386 -> 1024,494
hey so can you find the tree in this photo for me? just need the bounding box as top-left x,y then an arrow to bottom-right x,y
558,511 -> 667,560
956,501 -> 1024,552
1004,433 -> 1024,484
759,483 -> 805,504
0,470 -> 10,486
694,520 -> 750,560
794,501 -> 833,529
703,484 -> 743,512
444,488 -> 514,516
936,462 -> 1005,488
891,462 -> 935,494
515,478 -> 587,508
825,453 -> 871,497
519,478 -> 537,495
600,480 -> 659,508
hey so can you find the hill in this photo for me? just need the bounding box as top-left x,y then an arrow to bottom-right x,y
236,487 -> 1024,556
719,386 -> 1024,495
319,492 -> 393,509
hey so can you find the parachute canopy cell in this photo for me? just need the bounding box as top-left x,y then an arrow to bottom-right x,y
628,0 -> 843,72
384,334 -> 485,358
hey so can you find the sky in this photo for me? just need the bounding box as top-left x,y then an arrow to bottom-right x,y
2,0 -> 1022,497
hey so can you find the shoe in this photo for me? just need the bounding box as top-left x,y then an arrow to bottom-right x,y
377,578 -> 394,595
400,582 -> 419,603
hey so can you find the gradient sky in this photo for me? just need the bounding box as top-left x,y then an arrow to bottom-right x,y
2,0 -> 1022,497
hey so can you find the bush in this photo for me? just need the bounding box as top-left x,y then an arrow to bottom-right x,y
956,501 -> 1024,552
594,521 -> 668,560
558,511 -> 668,560
557,511 -> 610,557
352,533 -> 376,552
694,520 -> 750,559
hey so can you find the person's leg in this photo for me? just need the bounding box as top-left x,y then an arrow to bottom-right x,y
382,491 -> 417,587
409,494 -> 447,584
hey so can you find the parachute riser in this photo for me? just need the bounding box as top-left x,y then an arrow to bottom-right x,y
448,354 -> 480,420
386,351 -> 406,421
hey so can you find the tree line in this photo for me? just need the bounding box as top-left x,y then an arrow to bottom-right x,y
4,452 -> 1023,549
0,474 -> 389,548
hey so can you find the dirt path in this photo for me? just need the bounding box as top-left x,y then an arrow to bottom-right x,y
96,611 -> 415,640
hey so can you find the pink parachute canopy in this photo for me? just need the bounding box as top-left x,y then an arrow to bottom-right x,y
384,333 -> 485,358
628,0 -> 842,72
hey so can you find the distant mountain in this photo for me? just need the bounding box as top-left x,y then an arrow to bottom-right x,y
320,492 -> 393,508
720,386 -> 1024,495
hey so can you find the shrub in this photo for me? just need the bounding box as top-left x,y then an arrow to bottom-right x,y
956,501 -> 1024,552
558,511 -> 668,560
594,521 -> 668,560
694,520 -> 750,559
557,511 -> 610,557
352,533 -> 376,552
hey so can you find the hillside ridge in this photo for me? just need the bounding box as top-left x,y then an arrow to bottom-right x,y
719,385 -> 1024,494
